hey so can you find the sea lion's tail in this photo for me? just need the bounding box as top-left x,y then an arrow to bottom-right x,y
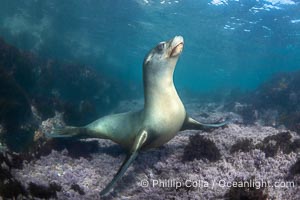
46,126 -> 85,138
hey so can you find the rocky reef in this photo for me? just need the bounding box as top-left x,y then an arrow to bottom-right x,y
0,37 -> 128,151
1,101 -> 297,199
227,71 -> 300,134
0,37 -> 300,199
0,151 -> 26,199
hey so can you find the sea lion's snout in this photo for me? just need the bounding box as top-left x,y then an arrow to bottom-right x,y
170,36 -> 184,57
143,36 -> 184,66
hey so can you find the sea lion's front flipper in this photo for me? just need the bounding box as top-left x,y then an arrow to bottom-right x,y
100,129 -> 148,196
180,115 -> 229,131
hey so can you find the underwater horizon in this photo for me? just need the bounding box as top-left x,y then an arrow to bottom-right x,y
0,0 -> 299,95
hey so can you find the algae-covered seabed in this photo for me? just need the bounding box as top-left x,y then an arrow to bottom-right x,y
10,101 -> 300,200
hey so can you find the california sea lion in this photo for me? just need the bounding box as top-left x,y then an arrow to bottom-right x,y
48,36 -> 228,195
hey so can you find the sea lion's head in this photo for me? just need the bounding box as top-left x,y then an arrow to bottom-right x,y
143,36 -> 184,72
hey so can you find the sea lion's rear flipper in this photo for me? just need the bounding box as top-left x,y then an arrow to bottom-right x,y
180,115 -> 229,131
100,129 -> 148,196
46,126 -> 86,138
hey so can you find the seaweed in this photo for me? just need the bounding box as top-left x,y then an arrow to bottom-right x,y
224,178 -> 268,200
28,182 -> 62,199
289,159 -> 300,176
0,68 -> 36,151
256,132 -> 300,157
182,134 -> 221,162
0,152 -> 27,198
0,174 -> 27,198
290,138 -> 300,151
230,139 -> 254,154
0,36 -> 128,151
70,183 -> 85,195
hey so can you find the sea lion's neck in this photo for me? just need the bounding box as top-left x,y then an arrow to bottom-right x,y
143,65 -> 180,112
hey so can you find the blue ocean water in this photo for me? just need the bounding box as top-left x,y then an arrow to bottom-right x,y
0,0 -> 300,95
1,1 -> 300,199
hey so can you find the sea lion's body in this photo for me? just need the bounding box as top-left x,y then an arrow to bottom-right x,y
49,36 -> 227,195
86,111 -> 143,149
86,93 -> 184,151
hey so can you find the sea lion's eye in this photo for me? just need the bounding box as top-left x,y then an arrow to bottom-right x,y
157,42 -> 165,52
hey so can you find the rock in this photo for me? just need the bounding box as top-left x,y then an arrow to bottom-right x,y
7,100 -> 300,199
0,151 -> 27,198
0,37 -> 128,151
229,71 -> 300,133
